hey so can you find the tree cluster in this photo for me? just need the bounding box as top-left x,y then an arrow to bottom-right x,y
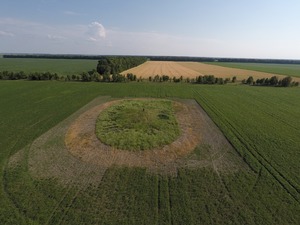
148,75 -> 173,82
195,75 -> 230,84
96,56 -> 147,75
0,71 -> 61,80
243,76 -> 299,87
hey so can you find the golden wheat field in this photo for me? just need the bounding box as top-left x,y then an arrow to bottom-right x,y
122,61 -> 298,81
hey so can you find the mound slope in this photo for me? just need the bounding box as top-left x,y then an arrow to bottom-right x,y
9,97 -> 243,185
65,99 -> 201,171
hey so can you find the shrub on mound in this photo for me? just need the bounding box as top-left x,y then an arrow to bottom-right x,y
96,99 -> 180,150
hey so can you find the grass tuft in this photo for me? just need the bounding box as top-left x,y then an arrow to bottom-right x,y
96,99 -> 180,150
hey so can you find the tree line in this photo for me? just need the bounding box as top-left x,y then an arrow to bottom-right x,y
0,70 -> 139,82
4,54 -> 300,64
243,76 -> 299,87
0,71 -> 60,80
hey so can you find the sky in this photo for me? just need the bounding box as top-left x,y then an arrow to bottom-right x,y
0,0 -> 300,59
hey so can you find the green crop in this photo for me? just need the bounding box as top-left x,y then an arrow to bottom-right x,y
0,58 -> 97,76
0,81 -> 299,224
207,62 -> 300,78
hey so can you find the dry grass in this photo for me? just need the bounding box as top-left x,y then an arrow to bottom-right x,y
121,61 -> 299,81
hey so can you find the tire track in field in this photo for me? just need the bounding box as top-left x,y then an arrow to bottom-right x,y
193,90 -> 300,203
44,164 -> 88,225
244,167 -> 262,200
46,163 -> 107,224
3,115 -> 58,224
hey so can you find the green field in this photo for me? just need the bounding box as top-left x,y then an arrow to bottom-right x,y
0,58 -> 98,75
207,62 -> 300,78
0,81 -> 299,224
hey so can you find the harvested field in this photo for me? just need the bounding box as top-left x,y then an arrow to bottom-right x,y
121,61 -> 200,78
179,62 -> 300,81
122,61 -> 299,81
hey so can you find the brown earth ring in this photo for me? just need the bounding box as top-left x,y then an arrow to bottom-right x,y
65,99 -> 202,169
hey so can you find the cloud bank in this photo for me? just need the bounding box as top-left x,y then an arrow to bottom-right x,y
0,30 -> 14,37
1,17 -> 299,59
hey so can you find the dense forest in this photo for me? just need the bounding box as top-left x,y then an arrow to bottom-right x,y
96,56 -> 147,75
3,54 -> 300,64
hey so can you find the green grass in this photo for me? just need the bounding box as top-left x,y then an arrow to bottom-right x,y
207,62 -> 300,78
0,58 -> 97,75
0,81 -> 299,224
96,99 -> 180,150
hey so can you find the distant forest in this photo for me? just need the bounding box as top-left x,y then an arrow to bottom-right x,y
3,54 -> 300,64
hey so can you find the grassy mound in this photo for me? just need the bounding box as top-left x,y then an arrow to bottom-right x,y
96,99 -> 180,150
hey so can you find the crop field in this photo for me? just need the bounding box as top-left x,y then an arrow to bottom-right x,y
0,58 -> 97,75
121,61 -> 200,78
122,61 -> 300,81
207,62 -> 300,78
1,81 -> 300,224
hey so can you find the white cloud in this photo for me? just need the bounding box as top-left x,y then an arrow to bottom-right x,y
0,30 -> 14,37
63,11 -> 82,16
0,17 -> 39,26
47,34 -> 66,40
87,21 -> 106,41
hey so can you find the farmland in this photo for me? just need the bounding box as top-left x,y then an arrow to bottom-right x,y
121,61 -> 200,78
1,57 -> 300,82
207,62 -> 300,78
1,80 -> 299,224
0,58 -> 98,76
122,61 -> 300,82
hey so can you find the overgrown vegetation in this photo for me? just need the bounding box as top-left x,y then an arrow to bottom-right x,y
96,99 -> 180,150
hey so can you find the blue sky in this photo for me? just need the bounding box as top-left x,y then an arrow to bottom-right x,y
0,0 -> 300,59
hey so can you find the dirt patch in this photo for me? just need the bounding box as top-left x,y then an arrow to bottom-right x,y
65,99 -> 201,174
11,96 -> 245,185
